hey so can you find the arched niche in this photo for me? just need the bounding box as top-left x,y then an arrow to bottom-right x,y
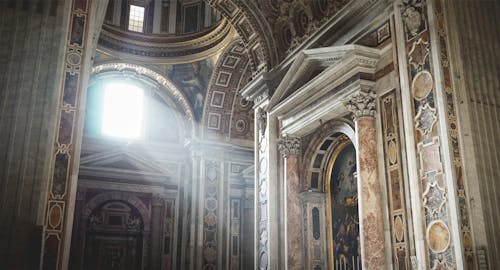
81,198 -> 147,270
90,62 -> 195,140
324,138 -> 361,270
302,119 -> 355,191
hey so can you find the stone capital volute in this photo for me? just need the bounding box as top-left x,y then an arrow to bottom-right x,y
343,90 -> 377,120
278,136 -> 301,158
151,193 -> 164,207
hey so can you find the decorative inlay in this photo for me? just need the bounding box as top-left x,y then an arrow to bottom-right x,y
394,215 -> 404,242
42,1 -> 91,268
433,0 -> 476,266
422,176 -> 447,217
427,220 -> 451,253
415,103 -> 437,136
381,89 -> 410,269
203,160 -> 220,270
412,70 -> 433,99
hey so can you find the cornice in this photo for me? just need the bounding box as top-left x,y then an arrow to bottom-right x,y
97,19 -> 236,64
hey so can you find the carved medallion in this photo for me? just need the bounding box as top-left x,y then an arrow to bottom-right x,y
412,70 -> 433,99
427,220 -> 451,253
403,5 -> 424,38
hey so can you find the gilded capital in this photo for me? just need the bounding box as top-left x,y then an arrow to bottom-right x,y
278,136 -> 301,158
343,90 -> 377,119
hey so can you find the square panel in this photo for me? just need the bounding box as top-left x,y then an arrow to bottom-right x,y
207,113 -> 221,130
222,56 -> 240,69
215,71 -> 232,87
210,91 -> 225,108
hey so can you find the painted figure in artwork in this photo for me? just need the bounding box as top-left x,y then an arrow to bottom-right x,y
329,143 -> 361,269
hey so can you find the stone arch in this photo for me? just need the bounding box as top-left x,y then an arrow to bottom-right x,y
82,191 -> 151,230
302,119 -> 355,190
202,39 -> 254,142
91,62 -> 195,137
206,0 -> 278,75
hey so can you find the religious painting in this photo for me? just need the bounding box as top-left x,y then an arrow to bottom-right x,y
327,142 -> 361,270
166,58 -> 214,120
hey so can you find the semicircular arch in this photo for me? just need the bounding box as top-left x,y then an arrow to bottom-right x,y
91,62 -> 195,137
82,191 -> 151,230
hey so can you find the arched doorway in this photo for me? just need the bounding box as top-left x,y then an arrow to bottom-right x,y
82,200 -> 145,270
325,138 -> 361,270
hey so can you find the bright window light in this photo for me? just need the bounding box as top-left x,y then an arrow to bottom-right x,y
102,83 -> 144,139
128,5 -> 145,32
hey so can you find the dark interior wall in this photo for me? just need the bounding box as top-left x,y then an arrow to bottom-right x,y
449,1 -> 500,268
0,1 -> 71,268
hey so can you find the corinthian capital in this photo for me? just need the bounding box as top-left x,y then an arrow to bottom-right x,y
278,136 -> 301,158
343,90 -> 377,120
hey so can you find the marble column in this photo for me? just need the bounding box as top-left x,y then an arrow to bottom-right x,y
151,193 -> 164,270
278,136 -> 303,270
344,90 -> 387,269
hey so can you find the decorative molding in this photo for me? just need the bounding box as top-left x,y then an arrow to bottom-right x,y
91,62 -> 195,122
98,19 -> 235,64
256,108 -> 267,136
343,90 -> 377,119
278,136 -> 301,158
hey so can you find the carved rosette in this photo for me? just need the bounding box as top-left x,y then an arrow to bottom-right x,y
343,90 -> 377,120
278,136 -> 301,158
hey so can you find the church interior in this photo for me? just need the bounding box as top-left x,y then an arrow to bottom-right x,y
0,0 -> 499,270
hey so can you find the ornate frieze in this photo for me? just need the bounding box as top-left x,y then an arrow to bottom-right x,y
256,108 -> 270,270
397,0 -> 466,267
344,90 -> 377,119
42,0 -> 94,269
278,136 -> 301,158
203,160 -> 221,270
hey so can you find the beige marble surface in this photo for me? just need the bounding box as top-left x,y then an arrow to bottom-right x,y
357,117 -> 387,269
285,155 -> 303,270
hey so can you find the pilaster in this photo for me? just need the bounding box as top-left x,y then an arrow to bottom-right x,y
278,136 -> 303,270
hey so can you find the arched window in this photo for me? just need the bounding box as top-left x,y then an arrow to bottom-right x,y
85,76 -> 182,143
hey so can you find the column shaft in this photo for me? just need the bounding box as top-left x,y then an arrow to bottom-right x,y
285,155 -> 303,269
356,116 -> 386,269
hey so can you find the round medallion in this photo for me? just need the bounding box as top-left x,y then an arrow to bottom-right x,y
66,52 -> 81,66
388,140 -> 398,165
412,70 -> 433,100
235,119 -> 247,133
426,220 -> 451,253
394,215 -> 404,242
